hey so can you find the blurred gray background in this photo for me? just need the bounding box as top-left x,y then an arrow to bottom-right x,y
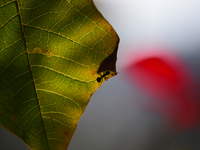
1,0 -> 200,149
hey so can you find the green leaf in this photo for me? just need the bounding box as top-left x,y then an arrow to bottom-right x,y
0,0 -> 119,150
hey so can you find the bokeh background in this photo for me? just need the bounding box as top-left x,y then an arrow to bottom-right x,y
1,0 -> 200,149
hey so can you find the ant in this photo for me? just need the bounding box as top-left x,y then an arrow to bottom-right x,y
96,71 -> 110,83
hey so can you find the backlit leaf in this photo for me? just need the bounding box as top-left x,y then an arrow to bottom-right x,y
0,0 -> 119,149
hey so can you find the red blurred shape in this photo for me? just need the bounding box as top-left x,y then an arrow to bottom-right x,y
125,50 -> 200,129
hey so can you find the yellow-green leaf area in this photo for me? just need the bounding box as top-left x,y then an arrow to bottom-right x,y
0,0 -> 119,150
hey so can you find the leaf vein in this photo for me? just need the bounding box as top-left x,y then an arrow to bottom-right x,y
0,0 -> 16,8
0,37 -> 24,53
31,64 -> 92,83
17,105 -> 38,125
1,80 -> 33,115
23,24 -> 107,55
24,112 -> 40,134
43,111 -> 79,119
0,51 -> 26,75
0,12 -> 19,29
43,116 -> 71,128
30,52 -> 91,67
48,138 -> 65,142
36,89 -> 80,110
16,0 -> 51,148
17,98 -> 37,110
3,70 -> 30,88
68,2 -> 115,40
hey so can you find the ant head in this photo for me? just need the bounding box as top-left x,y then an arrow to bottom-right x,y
96,77 -> 102,83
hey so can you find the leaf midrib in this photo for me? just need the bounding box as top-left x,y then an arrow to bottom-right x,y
16,0 -> 50,149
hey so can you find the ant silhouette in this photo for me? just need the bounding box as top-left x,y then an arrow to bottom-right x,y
96,71 -> 110,83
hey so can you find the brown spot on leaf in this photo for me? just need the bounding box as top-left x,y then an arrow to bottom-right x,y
44,49 -> 54,58
65,144 -> 69,149
32,47 -> 43,53
32,47 -> 54,58
90,92 -> 94,97
64,131 -> 69,136
13,115 -> 16,120
91,71 -> 96,75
